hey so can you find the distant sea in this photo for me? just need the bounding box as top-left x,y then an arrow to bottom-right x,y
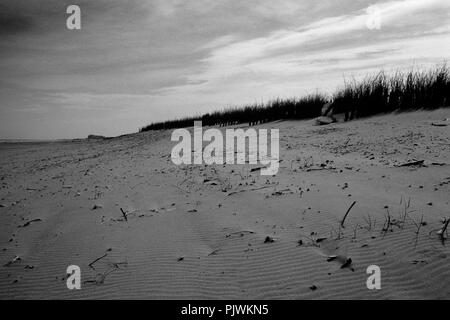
0,139 -> 72,144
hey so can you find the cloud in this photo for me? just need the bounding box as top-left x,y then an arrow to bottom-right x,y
0,9 -> 34,35
183,0 -> 449,92
1,0 -> 449,139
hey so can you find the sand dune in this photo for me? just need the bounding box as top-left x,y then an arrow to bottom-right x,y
0,109 -> 449,299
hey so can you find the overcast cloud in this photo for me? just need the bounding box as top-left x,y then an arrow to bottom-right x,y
1,0 -> 449,139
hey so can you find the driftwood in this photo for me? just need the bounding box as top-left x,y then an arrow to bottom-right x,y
313,116 -> 336,126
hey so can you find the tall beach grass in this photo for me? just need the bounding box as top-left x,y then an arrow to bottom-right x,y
140,64 -> 449,132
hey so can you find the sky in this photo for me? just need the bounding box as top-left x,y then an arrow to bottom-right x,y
0,0 -> 449,139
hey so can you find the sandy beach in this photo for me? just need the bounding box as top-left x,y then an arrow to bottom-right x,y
0,109 -> 448,299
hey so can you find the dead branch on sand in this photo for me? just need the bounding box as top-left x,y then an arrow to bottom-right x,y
382,209 -> 392,237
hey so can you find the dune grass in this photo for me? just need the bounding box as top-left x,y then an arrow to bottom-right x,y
332,64 -> 449,118
140,64 -> 449,132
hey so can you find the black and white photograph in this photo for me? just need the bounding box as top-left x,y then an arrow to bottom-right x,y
0,0 -> 449,304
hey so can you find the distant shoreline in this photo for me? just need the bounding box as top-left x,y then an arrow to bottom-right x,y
0,138 -> 79,145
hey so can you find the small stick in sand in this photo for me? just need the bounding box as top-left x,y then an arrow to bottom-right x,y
226,230 -> 255,238
437,218 -> 450,245
120,208 -> 128,221
340,201 -> 357,228
20,218 -> 42,228
352,224 -> 359,239
437,218 -> 450,235
208,249 -> 220,256
250,166 -> 264,173
172,184 -> 190,194
382,209 -> 392,237
227,185 -> 272,197
3,255 -> 21,267
396,160 -> 425,167
88,253 -> 108,269
412,215 -> 424,248
84,266 -> 117,285
363,214 -> 375,231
